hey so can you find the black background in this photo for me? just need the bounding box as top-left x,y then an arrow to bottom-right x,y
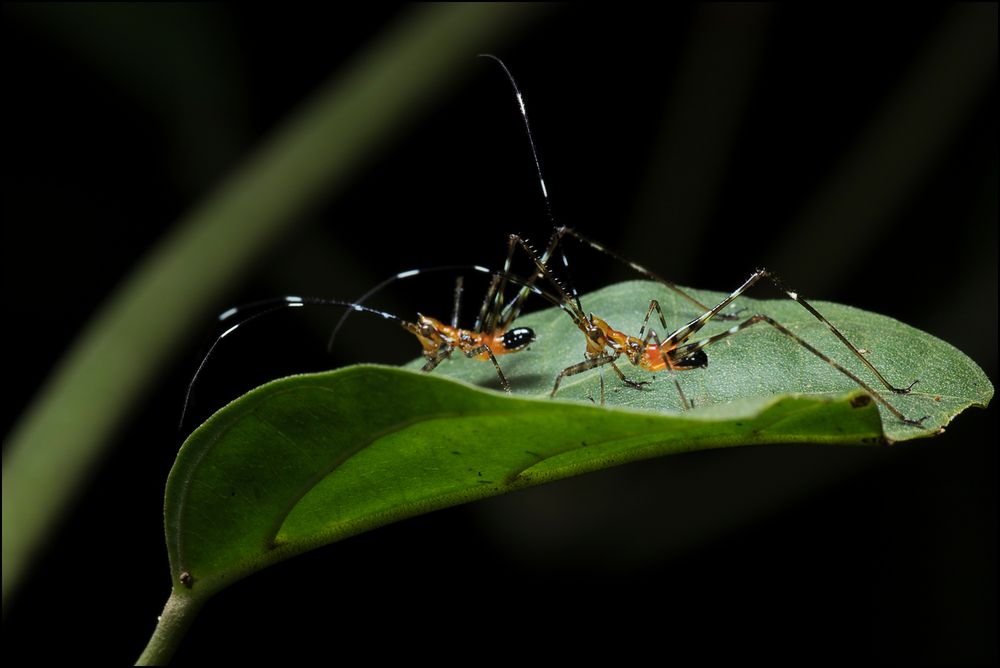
3,5 -> 996,664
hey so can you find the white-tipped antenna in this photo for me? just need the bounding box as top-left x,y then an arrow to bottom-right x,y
181,297 -> 406,433
326,264 -> 495,352
478,54 -> 555,226
478,55 -> 587,319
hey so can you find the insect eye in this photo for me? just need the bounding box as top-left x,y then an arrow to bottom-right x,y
502,327 -> 535,351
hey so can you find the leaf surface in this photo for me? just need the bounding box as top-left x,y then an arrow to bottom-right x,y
166,280 -> 992,595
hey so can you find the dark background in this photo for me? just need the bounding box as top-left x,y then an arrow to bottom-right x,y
3,4 -> 996,663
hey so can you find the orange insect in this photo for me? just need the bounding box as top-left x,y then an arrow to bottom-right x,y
179,265 -> 539,431
484,55 -> 925,426
507,231 -> 925,426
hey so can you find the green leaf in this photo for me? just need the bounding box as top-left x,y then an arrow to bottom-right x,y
407,280 -> 992,440
165,280 -> 991,597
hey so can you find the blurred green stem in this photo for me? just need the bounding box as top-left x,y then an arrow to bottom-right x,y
2,3 -> 548,608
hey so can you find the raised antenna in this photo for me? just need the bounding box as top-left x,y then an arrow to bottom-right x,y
478,53 -> 555,227
479,54 -> 587,318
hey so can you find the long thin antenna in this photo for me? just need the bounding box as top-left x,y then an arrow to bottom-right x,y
181,297 -> 406,433
479,54 -> 584,322
327,264 -> 493,351
478,53 -> 555,225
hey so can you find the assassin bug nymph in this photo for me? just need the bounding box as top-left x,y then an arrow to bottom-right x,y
179,263 -> 541,431
481,55 -> 926,426
321,54 -> 744,393
505,231 -> 926,426
179,58 -> 584,432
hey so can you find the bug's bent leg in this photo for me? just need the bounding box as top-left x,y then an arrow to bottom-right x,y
762,271 -> 919,394
608,361 -> 652,391
637,299 -> 670,341
641,327 -> 692,411
551,352 -> 621,401
675,314 -> 927,426
474,273 -> 503,334
508,234 -> 590,324
421,344 -> 453,373
664,270 -> 768,347
498,227 -> 575,329
464,344 -> 512,393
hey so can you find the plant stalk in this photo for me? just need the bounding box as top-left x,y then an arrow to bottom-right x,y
136,591 -> 204,666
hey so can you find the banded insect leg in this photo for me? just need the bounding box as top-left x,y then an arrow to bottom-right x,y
672,314 -> 927,426
761,271 -> 919,395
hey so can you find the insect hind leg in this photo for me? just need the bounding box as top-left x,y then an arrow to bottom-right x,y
762,270 -> 919,395
675,313 -> 927,426
556,226 -> 744,321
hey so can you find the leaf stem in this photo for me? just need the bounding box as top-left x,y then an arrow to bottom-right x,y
136,590 -> 204,666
